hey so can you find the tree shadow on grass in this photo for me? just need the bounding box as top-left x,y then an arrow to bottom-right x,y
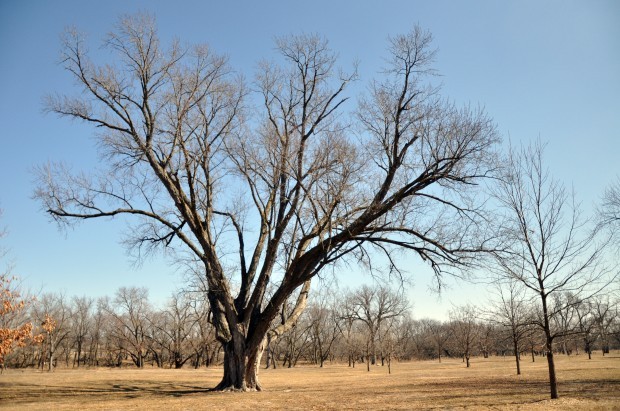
111,382 -> 218,397
385,375 -> 620,408
2,380 -> 217,403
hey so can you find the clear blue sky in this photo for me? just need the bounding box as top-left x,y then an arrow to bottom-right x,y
1,0 -> 618,319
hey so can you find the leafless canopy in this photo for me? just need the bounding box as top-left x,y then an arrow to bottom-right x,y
35,15 -> 499,390
491,140 -> 608,298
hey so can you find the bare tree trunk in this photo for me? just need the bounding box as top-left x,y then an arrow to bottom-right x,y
48,340 -> 54,372
542,294 -> 559,399
216,337 -> 249,391
75,340 -> 82,368
215,331 -> 267,391
237,340 -> 264,391
563,341 -> 569,356
546,348 -> 558,399
513,338 -> 521,375
264,349 -> 270,369
264,335 -> 274,369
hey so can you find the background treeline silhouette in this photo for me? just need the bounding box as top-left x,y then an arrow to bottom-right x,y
3,282 -> 619,371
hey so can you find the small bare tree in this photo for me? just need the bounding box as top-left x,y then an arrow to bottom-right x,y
345,285 -> 408,371
488,280 -> 534,375
70,296 -> 93,367
33,293 -> 71,371
307,300 -> 340,368
421,318 -> 449,363
377,313 -> 407,374
476,321 -> 499,359
550,292 -> 580,355
185,295 -> 218,368
592,296 -> 615,355
490,140 -> 611,399
448,304 -> 479,368
574,298 -> 598,359
169,293 -> 199,368
335,294 -> 364,368
85,297 -> 108,366
278,294 -> 317,368
106,287 -> 151,368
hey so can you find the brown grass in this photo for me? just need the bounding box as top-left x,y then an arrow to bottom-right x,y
1,352 -> 619,410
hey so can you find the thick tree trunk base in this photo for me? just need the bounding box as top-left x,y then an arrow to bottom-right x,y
213,366 -> 263,392
212,382 -> 262,392
213,337 -> 264,392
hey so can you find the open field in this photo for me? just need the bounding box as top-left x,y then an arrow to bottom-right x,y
1,353 -> 619,410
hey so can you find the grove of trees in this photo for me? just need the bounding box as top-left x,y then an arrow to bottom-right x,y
2,282 -> 619,377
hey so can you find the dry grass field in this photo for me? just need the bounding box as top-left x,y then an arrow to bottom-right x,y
1,352 -> 619,410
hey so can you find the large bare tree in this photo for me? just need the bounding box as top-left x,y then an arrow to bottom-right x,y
36,15 -> 498,390
490,140 -> 611,399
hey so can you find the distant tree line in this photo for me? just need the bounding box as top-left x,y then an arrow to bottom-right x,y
2,281 -> 619,372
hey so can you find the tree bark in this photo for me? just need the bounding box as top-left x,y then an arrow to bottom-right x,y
212,279 -> 311,391
76,340 -> 82,368
542,292 -> 559,399
214,335 -> 263,391
214,282 -> 308,392
48,345 -> 53,372
513,338 -> 521,375
546,349 -> 558,399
